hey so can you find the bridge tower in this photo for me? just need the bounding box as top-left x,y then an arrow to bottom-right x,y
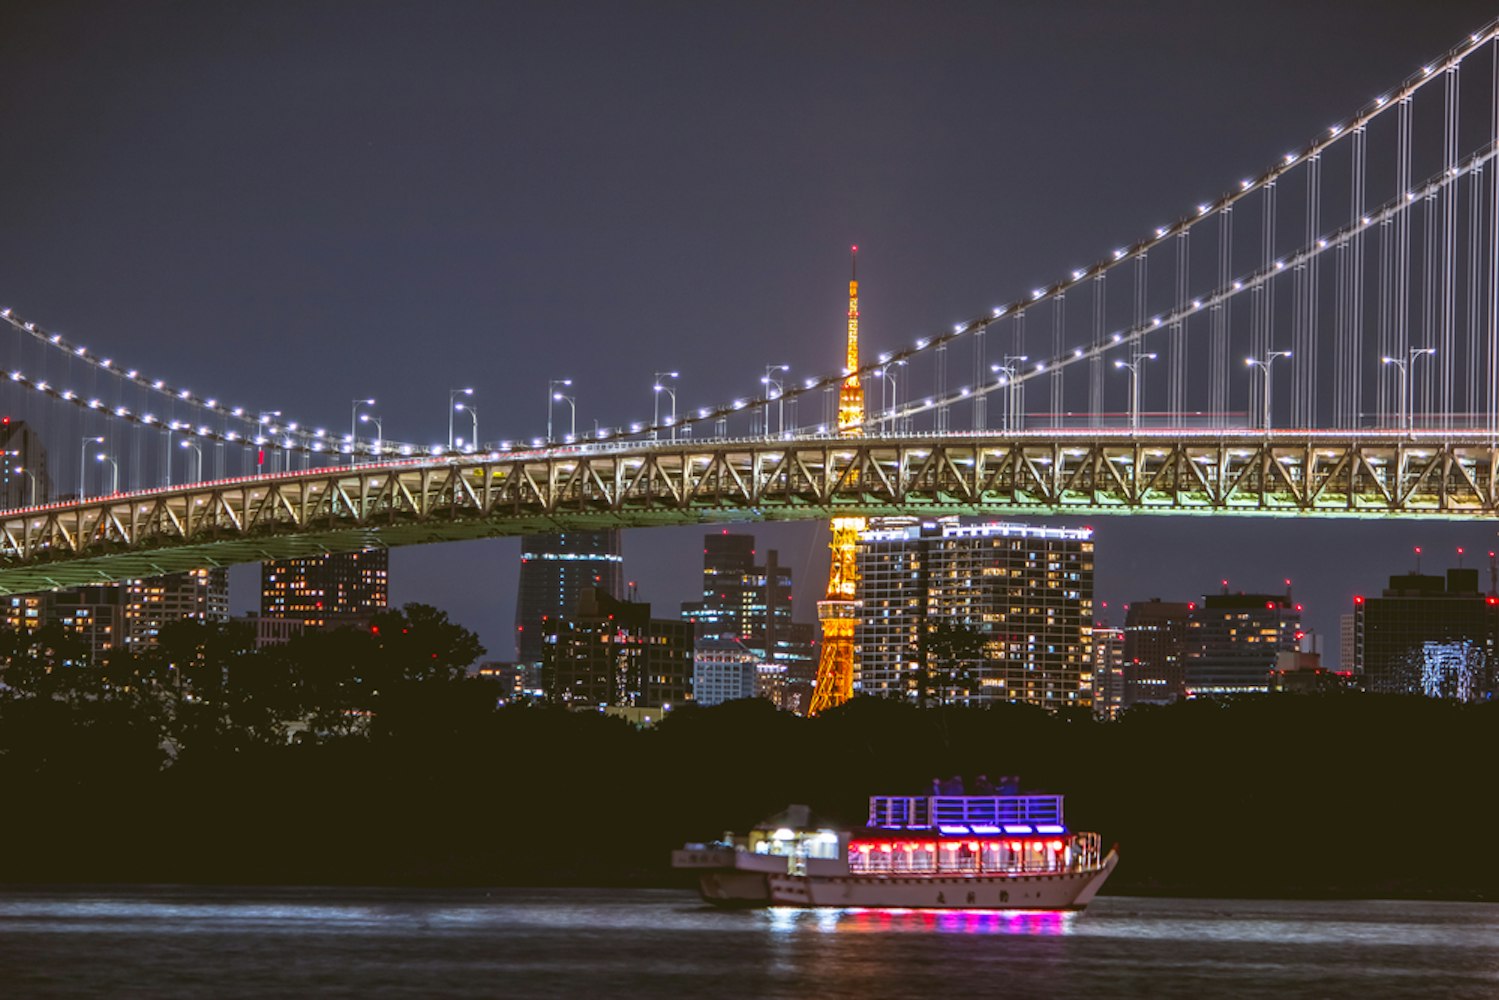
808,247 -> 866,715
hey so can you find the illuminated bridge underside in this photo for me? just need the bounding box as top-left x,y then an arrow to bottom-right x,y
2,433 -> 1498,594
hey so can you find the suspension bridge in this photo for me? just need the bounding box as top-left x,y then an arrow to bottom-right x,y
6,19 -> 1499,596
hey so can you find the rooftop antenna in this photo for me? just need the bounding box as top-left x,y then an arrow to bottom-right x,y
1414,546 -> 1423,574
1457,546 -> 1466,568
1490,551 -> 1497,597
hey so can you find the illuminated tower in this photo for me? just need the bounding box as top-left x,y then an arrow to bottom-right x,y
808,247 -> 866,714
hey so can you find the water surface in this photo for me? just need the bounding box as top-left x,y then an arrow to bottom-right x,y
1,887 -> 1495,998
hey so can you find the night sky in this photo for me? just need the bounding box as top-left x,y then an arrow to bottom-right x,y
3,1 -> 1498,665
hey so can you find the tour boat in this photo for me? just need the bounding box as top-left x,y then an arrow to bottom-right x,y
672,785 -> 1118,910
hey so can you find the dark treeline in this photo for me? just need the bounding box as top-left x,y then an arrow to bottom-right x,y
1,616 -> 1494,899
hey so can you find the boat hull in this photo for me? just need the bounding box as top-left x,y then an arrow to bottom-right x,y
691,849 -> 1118,911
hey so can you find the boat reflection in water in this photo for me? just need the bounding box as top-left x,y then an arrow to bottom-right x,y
766,905 -> 1075,936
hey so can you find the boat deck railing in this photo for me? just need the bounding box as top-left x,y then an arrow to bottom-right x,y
869,794 -> 1065,829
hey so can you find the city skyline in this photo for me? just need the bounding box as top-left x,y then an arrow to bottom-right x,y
4,2 -> 1499,661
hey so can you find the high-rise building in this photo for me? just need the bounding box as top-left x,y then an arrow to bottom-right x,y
121,568 -> 230,648
1,417 -> 49,508
515,529 -> 624,666
692,639 -> 759,706
542,587 -> 692,709
1184,590 -> 1302,697
681,531 -> 813,674
1091,622 -> 1126,720
1122,598 -> 1193,707
855,518 -> 1095,711
261,549 -> 389,628
1355,567 -> 1497,700
28,568 -> 229,660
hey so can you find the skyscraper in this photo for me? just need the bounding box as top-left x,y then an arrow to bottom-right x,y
1,417 -> 48,508
261,549 -> 389,628
543,587 -> 692,709
855,518 -> 1095,710
1184,589 -> 1302,696
1122,598 -> 1193,707
681,530 -> 809,667
1355,566 -> 1497,700
121,568 -> 230,648
514,529 -> 624,665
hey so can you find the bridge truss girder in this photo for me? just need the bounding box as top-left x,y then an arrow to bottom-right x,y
1,433 -> 1496,594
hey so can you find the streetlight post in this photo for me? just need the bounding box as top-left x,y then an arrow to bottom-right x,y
14,465 -> 37,505
991,356 -> 1029,431
258,411 -> 283,474
875,359 -> 906,434
455,402 -> 478,451
180,439 -> 203,482
360,413 -> 383,456
350,399 -> 374,464
79,436 -> 104,499
96,453 -> 118,495
761,364 -> 789,437
548,379 -> 572,442
653,371 -> 679,441
1244,350 -> 1292,431
1381,347 -> 1435,433
448,388 -> 474,451
552,392 -> 576,441
1113,352 -> 1157,431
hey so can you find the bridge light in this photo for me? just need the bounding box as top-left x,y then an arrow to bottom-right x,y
1241,179 -> 1251,190
153,380 -> 164,389
1113,248 -> 1126,259
993,306 -> 1006,317
126,369 -> 138,379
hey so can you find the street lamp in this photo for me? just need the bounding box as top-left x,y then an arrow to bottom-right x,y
991,355 -> 1029,431
350,399 -> 374,463
1244,350 -> 1292,431
13,462 -> 38,505
180,439 -> 203,482
1113,352 -> 1157,431
653,371 -> 679,441
257,411 -> 283,474
761,364 -> 789,437
874,359 -> 907,433
552,391 -> 576,441
448,388 -> 474,451
455,402 -> 478,451
95,453 -> 118,495
1381,346 -> 1435,433
548,379 -> 572,442
360,413 -> 383,456
79,435 -> 104,499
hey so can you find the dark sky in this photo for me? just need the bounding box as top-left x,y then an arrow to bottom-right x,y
3,0 -> 1498,664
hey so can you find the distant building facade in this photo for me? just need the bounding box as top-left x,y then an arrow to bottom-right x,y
1184,589 -> 1302,696
1355,567 -> 1497,701
0,417 -> 49,508
680,531 -> 814,675
12,569 -> 230,661
543,587 -> 693,709
1122,598 -> 1193,707
261,549 -> 389,628
855,518 -> 1094,711
515,529 -> 624,666
691,639 -> 760,706
1091,622 -> 1126,720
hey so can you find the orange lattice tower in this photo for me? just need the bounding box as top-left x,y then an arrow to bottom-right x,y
808,246 -> 866,715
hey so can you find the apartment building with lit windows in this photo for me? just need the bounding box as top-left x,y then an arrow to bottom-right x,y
855,518 -> 1094,710
261,549 -> 389,628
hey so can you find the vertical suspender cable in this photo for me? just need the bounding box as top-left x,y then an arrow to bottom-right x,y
1213,207 -> 1231,427
1171,231 -> 1188,426
1090,274 -> 1105,428
1051,294 -> 1064,426
1440,65 -> 1460,430
1350,125 -> 1367,427
973,321 -> 987,431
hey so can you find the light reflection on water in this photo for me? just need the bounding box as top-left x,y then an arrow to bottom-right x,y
1,888 -> 1497,999
768,905 -> 1074,935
